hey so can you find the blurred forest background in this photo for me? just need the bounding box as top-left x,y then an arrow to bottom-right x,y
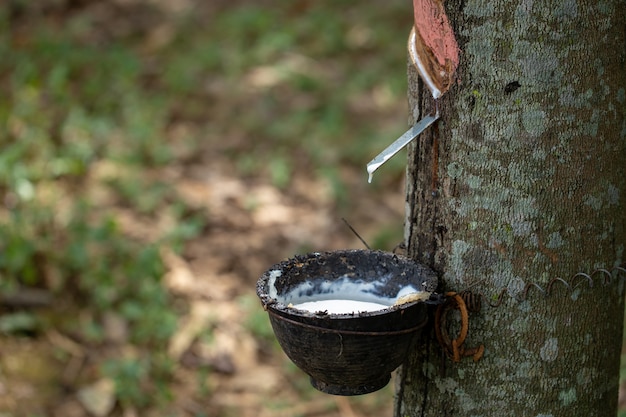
0,1 -> 412,416
0,1 -> 624,416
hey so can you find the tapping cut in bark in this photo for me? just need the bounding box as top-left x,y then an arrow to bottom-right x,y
409,0 -> 459,99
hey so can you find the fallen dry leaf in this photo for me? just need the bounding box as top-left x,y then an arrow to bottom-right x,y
76,378 -> 116,417
168,300 -> 215,361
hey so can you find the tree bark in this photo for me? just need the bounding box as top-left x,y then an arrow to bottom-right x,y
396,1 -> 626,416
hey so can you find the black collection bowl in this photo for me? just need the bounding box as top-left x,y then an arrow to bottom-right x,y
256,249 -> 438,395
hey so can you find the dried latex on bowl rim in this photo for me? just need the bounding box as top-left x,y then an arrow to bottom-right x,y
409,0 -> 459,99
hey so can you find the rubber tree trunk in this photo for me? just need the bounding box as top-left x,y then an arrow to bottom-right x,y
396,1 -> 626,416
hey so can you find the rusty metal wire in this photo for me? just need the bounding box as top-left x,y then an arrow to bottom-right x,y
435,265 -> 625,364
466,265 -> 626,308
458,289 -> 482,313
435,292 -> 484,363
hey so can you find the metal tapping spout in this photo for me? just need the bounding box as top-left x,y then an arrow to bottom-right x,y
366,0 -> 459,183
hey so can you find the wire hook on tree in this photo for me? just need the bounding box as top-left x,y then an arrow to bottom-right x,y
434,291 -> 484,363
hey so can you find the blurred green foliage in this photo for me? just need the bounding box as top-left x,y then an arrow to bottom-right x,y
0,3 -> 206,408
157,1 -> 412,193
0,0 -> 413,411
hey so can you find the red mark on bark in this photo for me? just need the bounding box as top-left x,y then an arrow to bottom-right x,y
410,0 -> 459,98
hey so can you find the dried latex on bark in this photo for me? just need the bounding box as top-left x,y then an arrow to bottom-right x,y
409,0 -> 459,99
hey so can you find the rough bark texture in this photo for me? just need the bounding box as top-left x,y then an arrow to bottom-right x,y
396,1 -> 626,416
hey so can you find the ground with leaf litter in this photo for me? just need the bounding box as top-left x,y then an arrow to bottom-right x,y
0,159 -> 406,417
0,1 -> 408,412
